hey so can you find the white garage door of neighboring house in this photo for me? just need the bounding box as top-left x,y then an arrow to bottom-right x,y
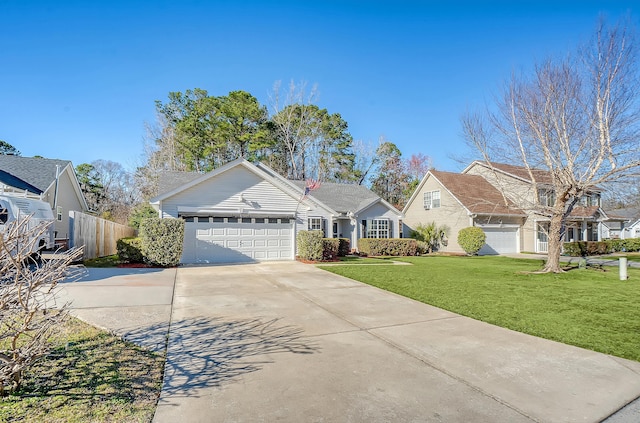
182,217 -> 293,264
478,227 -> 518,255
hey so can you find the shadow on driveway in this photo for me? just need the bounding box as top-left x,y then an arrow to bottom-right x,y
127,316 -> 320,398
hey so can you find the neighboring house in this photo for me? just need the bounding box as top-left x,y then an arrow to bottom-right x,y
0,155 -> 89,240
403,170 -> 526,255
150,158 -> 403,264
403,161 -> 627,255
607,207 -> 640,239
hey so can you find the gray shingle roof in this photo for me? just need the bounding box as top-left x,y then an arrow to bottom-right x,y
0,169 -> 43,193
289,180 -> 380,213
157,171 -> 201,196
0,155 -> 71,192
155,164 -> 384,215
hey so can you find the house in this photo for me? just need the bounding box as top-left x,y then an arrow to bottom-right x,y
403,161 -> 627,255
403,170 -> 526,254
606,207 -> 640,239
150,158 -> 403,264
0,155 -> 88,241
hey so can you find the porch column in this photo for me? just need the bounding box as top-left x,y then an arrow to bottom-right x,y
597,222 -> 602,241
581,221 -> 588,241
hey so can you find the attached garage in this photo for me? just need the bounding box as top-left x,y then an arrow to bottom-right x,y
150,159 -> 402,265
182,216 -> 294,264
478,227 -> 519,255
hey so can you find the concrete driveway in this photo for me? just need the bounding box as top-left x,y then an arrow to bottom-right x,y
59,262 -> 640,423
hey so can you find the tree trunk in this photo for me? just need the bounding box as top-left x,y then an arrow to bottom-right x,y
543,204 -> 567,273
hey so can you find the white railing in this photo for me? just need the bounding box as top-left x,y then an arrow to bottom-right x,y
537,241 -> 549,253
0,184 -> 42,200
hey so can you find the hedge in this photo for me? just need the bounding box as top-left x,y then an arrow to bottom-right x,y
116,237 -> 144,263
563,238 -> 640,256
297,230 -> 324,261
337,238 -> 351,256
322,238 -> 340,261
139,218 -> 185,267
358,238 -> 418,256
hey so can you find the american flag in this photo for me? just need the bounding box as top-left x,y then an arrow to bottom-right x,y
302,179 -> 321,199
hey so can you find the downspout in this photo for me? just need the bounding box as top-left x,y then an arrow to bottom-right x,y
53,164 -> 61,240
53,164 -> 61,211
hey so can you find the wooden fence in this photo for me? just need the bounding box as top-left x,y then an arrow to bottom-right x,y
69,211 -> 136,259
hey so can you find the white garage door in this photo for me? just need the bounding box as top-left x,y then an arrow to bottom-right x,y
478,227 -> 518,255
182,217 -> 293,264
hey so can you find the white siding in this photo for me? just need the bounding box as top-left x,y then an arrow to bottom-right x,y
161,166 -> 300,218
358,202 -> 401,238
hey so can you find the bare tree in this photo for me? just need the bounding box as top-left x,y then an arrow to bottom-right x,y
352,139 -> 378,185
0,218 -> 83,395
463,19 -> 640,272
269,80 -> 320,179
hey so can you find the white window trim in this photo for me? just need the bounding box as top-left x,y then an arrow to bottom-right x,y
308,217 -> 323,231
423,190 -> 440,209
366,218 -> 390,238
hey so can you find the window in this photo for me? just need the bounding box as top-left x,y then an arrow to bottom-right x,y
365,218 -> 390,238
308,217 -> 326,236
56,206 -> 63,221
398,219 -> 403,238
212,217 -> 224,223
242,218 -> 252,223
423,190 -> 440,209
537,189 -> 555,207
308,217 -> 322,230
582,193 -> 601,207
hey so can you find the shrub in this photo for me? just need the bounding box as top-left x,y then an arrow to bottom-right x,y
410,222 -> 449,253
457,227 -> 486,255
139,218 -> 185,267
322,238 -> 340,261
337,238 -> 350,256
297,230 -> 323,261
562,239 -> 635,256
116,237 -> 143,263
623,238 -> 640,252
128,203 -> 158,230
358,238 -> 418,256
415,240 -> 430,255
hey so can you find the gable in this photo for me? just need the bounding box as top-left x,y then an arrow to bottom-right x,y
156,161 -> 325,218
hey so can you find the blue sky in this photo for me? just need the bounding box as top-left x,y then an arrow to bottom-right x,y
1,1 -> 637,173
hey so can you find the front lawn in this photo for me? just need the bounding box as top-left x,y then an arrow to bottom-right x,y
0,317 -> 164,423
319,256 -> 640,362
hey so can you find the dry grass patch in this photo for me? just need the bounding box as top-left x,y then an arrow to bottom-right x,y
0,317 -> 164,423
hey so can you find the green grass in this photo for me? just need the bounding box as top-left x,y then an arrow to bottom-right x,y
320,256 -> 640,362
83,255 -> 120,267
0,317 -> 164,423
337,256 -> 399,264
